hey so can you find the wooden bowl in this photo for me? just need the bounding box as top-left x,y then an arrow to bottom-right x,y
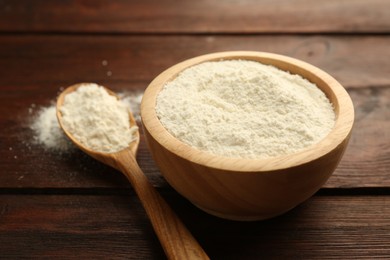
141,51 -> 354,221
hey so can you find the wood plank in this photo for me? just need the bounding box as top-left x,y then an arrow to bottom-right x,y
0,35 -> 389,88
0,0 -> 389,33
1,194 -> 390,259
0,35 -> 389,188
327,87 -> 390,188
0,194 -> 165,259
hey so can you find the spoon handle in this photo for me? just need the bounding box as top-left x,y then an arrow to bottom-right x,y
115,152 -> 209,260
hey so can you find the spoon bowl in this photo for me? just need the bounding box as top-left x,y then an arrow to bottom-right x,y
57,83 -> 140,169
57,83 -> 209,260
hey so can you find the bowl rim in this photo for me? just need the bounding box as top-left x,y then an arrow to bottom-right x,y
141,51 -> 354,172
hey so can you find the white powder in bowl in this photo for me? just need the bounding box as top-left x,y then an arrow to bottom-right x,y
60,83 -> 138,153
156,60 -> 335,159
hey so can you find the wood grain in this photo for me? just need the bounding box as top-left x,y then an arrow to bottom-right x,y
0,35 -> 389,88
0,36 -> 388,189
0,0 -> 388,258
1,194 -> 389,259
327,86 -> 390,188
0,0 -> 389,33
0,194 -> 166,259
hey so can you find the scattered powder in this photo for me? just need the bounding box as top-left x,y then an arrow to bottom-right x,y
59,83 -> 138,153
29,87 -> 143,153
156,60 -> 335,159
28,103 -> 36,114
119,91 -> 144,122
31,104 -> 74,152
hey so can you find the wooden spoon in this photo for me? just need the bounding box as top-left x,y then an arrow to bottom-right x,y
56,83 -> 209,260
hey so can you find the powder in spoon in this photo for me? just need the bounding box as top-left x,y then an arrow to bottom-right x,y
60,83 -> 138,153
28,90 -> 143,153
156,60 -> 335,159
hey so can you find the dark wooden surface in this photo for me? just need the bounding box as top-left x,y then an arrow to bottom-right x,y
1,0 -> 389,33
1,1 -> 389,259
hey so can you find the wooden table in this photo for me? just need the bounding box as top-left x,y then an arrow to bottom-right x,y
1,1 -> 389,259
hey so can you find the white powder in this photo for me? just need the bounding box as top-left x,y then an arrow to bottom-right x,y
31,104 -> 74,152
29,88 -> 143,153
119,91 -> 144,123
60,83 -> 138,153
156,60 -> 335,159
